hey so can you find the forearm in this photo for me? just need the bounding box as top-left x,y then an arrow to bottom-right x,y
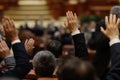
72,31 -> 89,60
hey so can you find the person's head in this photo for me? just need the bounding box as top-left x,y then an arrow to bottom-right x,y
47,40 -> 62,58
110,6 -> 120,18
88,21 -> 96,32
19,30 -> 35,43
57,57 -> 96,80
33,50 -> 56,77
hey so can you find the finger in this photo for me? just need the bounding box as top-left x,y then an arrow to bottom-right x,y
109,14 -> 113,24
3,21 -> 9,32
105,16 -> 109,27
1,40 -> 8,48
25,39 -> 28,46
5,20 -> 10,30
116,18 -> 120,26
113,15 -> 116,24
100,27 -> 106,35
0,39 -> 3,49
31,39 -> 35,45
67,11 -> 72,21
1,26 -> 5,36
2,17 -> 5,23
10,18 -> 15,29
2,22 -> 7,33
74,13 -> 78,20
8,18 -> 13,29
29,39 -> 34,45
69,11 -> 74,20
64,20 -> 68,28
66,11 -> 69,22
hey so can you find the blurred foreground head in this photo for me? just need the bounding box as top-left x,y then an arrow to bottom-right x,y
57,57 -> 96,80
33,50 -> 56,77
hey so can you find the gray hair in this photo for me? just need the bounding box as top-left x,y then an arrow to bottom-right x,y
110,6 -> 120,18
33,50 -> 56,77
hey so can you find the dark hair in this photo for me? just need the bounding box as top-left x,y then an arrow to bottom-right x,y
57,57 -> 96,80
47,40 -> 62,58
19,30 -> 35,43
33,50 -> 56,77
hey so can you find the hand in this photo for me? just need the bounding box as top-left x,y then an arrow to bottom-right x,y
65,11 -> 79,33
101,14 -> 120,40
1,26 -> 5,37
25,38 -> 35,54
2,16 -> 19,42
0,39 -> 11,59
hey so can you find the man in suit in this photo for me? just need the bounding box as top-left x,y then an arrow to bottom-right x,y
92,6 -> 120,79
0,16 -> 31,79
62,11 -> 120,80
64,11 -> 89,60
64,11 -> 120,79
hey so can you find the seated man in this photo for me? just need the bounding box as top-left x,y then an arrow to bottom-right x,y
0,17 -> 31,79
33,50 -> 56,78
57,12 -> 120,80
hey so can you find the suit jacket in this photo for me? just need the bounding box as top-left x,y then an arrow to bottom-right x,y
93,21 -> 110,79
72,33 -> 120,80
106,43 -> 120,80
0,42 -> 31,79
72,33 -> 110,79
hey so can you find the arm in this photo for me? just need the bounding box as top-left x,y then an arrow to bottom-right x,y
3,42 -> 31,79
72,33 -> 89,60
65,11 -> 89,60
106,40 -> 120,80
1,17 -> 31,79
100,14 -> 120,80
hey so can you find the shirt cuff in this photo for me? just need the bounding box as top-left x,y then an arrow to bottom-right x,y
109,38 -> 120,46
71,30 -> 80,36
11,39 -> 21,45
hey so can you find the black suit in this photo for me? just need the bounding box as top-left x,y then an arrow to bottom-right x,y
72,33 -> 120,80
72,33 -> 89,60
93,21 -> 110,79
0,42 -> 31,79
72,33 -> 109,79
72,21 -> 111,79
106,43 -> 120,80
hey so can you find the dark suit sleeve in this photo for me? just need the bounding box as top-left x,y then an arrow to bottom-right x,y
3,42 -> 31,79
72,33 -> 89,60
106,43 -> 120,80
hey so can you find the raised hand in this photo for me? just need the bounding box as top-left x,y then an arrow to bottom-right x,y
1,26 -> 5,37
2,16 -> 19,42
0,39 -> 10,59
101,14 -> 120,40
25,38 -> 35,54
65,11 -> 79,33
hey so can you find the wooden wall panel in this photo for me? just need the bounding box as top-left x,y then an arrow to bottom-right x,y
47,0 -> 119,19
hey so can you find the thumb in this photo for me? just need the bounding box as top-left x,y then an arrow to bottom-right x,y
64,20 -> 68,28
100,27 -> 106,35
